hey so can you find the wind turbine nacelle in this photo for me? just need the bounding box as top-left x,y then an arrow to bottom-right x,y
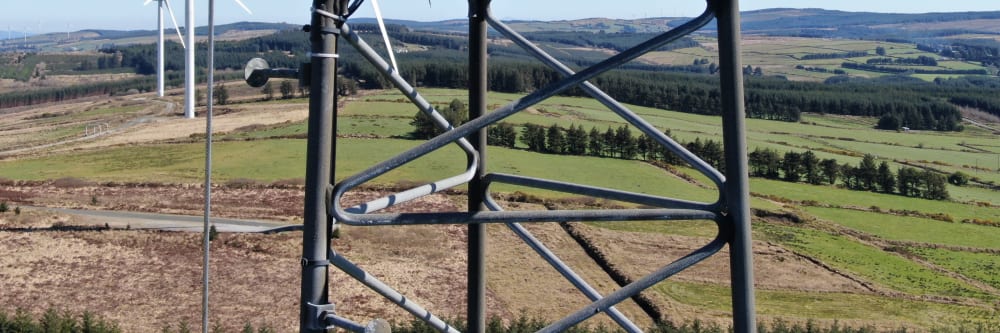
244,58 -> 307,88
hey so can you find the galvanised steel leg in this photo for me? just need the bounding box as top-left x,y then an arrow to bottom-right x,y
467,1 -> 490,332
300,0 -> 346,332
715,0 -> 757,331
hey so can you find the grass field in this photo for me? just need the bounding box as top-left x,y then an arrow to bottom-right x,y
639,37 -> 994,82
803,206 -> 1000,250
910,248 -> 1000,290
751,179 -> 999,222
655,280 -> 997,328
757,224 -> 991,299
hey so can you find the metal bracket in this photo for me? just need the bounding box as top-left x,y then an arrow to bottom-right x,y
305,302 -> 336,331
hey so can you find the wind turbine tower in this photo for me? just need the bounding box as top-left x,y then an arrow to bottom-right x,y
184,0 -> 196,118
144,0 -> 185,97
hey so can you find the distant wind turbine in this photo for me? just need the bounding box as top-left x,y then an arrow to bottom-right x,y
144,0 -> 186,98
183,0 -> 251,119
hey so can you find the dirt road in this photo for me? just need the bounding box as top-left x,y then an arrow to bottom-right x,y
29,206 -> 297,233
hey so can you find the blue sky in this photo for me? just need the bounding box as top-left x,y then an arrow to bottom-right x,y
1,0 -> 998,33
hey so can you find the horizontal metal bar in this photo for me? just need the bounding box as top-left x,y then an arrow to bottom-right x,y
539,228 -> 729,333
485,10 -> 725,190
329,250 -> 462,333
486,173 -> 715,211
335,208 -> 718,226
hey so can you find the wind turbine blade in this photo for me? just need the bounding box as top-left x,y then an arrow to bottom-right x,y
232,0 -> 253,15
371,0 -> 398,71
164,0 -> 186,48
143,0 -> 154,6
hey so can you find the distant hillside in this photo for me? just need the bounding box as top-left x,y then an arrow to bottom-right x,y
81,21 -> 299,40
0,21 -> 300,53
371,8 -> 1000,40
734,8 -> 1000,39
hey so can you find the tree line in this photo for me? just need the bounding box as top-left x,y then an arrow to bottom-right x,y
800,51 -> 868,60
842,62 -> 988,75
921,41 -> 1000,67
412,104 -> 952,201
794,65 -> 847,75
0,75 -> 163,108
865,56 -> 938,66
749,149 -> 949,200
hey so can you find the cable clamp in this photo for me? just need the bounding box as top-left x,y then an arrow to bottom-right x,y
301,257 -> 330,267
312,7 -> 346,23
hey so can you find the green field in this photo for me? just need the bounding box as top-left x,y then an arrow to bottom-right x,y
656,280 -> 997,328
910,248 -> 1000,290
641,38 -> 994,82
803,206 -> 1000,250
757,224 -> 991,299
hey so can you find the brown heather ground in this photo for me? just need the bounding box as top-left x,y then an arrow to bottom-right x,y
0,188 -> 871,332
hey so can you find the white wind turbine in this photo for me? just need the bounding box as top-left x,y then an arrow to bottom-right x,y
183,0 -> 251,119
144,0 -> 186,97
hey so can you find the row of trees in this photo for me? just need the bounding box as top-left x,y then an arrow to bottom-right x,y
749,149 -> 949,200
842,62 -> 988,75
922,41 -> 1000,68
794,65 -> 847,75
800,51 -> 868,60
497,123 -> 726,170
865,56 -> 938,66
409,101 -> 952,201
0,75 -> 163,108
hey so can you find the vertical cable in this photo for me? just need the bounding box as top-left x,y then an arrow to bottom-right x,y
201,1 -> 215,332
